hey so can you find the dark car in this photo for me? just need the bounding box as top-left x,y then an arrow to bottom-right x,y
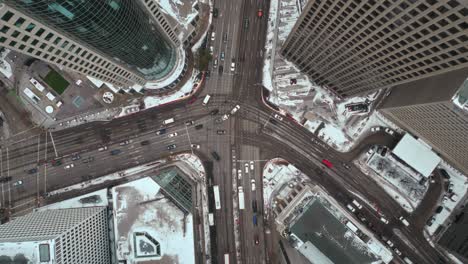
51,159 -> 62,167
381,148 -> 388,156
440,169 -> 450,179
435,206 -> 443,214
185,120 -> 194,126
254,234 -> 259,245
217,130 -> 226,135
156,128 -> 167,135
82,157 -> 95,163
269,118 -> 278,125
167,144 -> 177,150
210,109 -> 219,115
244,18 -> 249,29
71,154 -> 81,161
0,176 -> 12,183
27,168 -> 38,174
213,8 -> 219,18
141,140 -> 150,146
110,149 -> 121,155
211,151 -> 220,161
223,33 -> 227,43
218,65 -> 224,74
195,124 -> 203,130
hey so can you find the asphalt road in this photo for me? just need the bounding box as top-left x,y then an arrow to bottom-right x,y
0,0 -> 451,263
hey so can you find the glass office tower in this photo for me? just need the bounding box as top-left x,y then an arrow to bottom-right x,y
4,0 -> 176,80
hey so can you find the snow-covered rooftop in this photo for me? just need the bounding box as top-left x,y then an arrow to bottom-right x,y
392,134 -> 441,177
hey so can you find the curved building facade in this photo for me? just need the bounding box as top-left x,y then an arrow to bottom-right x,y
4,0 -> 176,80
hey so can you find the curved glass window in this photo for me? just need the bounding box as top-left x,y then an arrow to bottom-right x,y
7,0 -> 176,79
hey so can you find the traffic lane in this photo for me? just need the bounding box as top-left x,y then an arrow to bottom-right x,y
411,170 -> 444,229
341,131 -> 400,162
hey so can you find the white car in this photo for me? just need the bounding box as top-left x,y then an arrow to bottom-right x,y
237,169 -> 242,179
274,114 -> 283,121
245,163 -> 249,173
222,114 -> 230,121
191,144 -> 200,149
230,62 -> 236,72
346,204 -> 356,213
230,105 -> 240,115
385,128 -> 394,135
12,180 -> 23,187
371,126 -> 381,132
386,240 -> 394,247
168,132 -> 178,138
394,248 -> 402,256
251,179 -> 256,191
211,32 -> 215,41
380,217 -> 389,224
250,161 -> 254,170
367,148 -> 375,155
64,163 -> 75,169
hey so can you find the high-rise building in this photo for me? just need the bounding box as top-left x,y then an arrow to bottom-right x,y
0,207 -> 110,264
0,0 -> 179,88
380,69 -> 468,175
281,0 -> 468,98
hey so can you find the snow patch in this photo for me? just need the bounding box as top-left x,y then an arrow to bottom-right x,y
0,49 -> 13,79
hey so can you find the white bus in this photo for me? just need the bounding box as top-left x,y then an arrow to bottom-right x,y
163,118 -> 175,125
224,253 -> 229,264
213,185 -> 221,210
238,186 -> 245,210
202,94 -> 211,106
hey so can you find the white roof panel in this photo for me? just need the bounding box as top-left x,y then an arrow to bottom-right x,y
392,134 -> 441,177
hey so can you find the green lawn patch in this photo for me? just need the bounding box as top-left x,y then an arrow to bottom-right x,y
43,69 -> 69,95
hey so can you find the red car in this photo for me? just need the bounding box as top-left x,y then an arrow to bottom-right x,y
257,9 -> 263,18
322,159 -> 333,168
187,96 -> 197,104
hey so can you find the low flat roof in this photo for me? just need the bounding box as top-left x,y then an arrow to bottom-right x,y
392,134 -> 441,177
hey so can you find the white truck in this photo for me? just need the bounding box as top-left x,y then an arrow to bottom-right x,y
163,118 -> 175,125
238,186 -> 245,210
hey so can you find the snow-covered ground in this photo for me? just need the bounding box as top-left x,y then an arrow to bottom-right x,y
0,49 -> 13,79
426,161 -> 468,236
158,0 -> 199,31
262,0 -> 386,152
39,189 -> 108,210
0,240 -> 55,264
112,177 -> 194,264
354,151 -> 423,213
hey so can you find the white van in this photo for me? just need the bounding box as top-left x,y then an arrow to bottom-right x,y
163,118 -> 175,125
352,200 -> 363,209
202,94 -> 211,106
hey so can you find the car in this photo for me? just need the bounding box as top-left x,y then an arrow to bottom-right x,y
442,196 -> 449,204
231,105 -> 240,114
435,206 -> 443,214
167,144 -> 177,150
448,183 -> 454,193
385,128 -> 395,135
269,118 -> 278,125
12,180 -> 23,187
191,144 -> 200,149
210,109 -> 219,115
213,59 -> 218,68
211,31 -> 215,41
427,217 -> 435,226
110,149 -> 121,155
51,159 -> 62,166
257,9 -> 263,17
222,114 -> 230,121
254,234 -> 259,245
342,163 -> 351,170
218,65 -> 224,74
223,33 -> 228,43
394,248 -> 402,256
82,157 -> 95,163
211,151 -> 220,161
440,169 -> 450,179
250,161 -> 254,170
322,159 -> 333,168
187,96 -> 197,105
0,176 -> 12,183
380,217 -> 389,224
381,148 -> 388,156
371,126 -> 381,132
71,154 -> 81,161
251,179 -> 256,191
64,163 -> 75,169
386,240 -> 394,247
168,132 -> 178,138
346,103 -> 369,113
352,200 -> 363,209
244,18 -> 249,29
346,204 -> 356,213
195,124 -> 204,130
213,8 -> 218,18
141,140 -> 150,146
185,120 -> 194,126
27,168 -> 38,174
220,52 -> 225,61
273,114 -> 283,121
245,163 -> 249,173
237,169 -> 242,179
367,148 -> 375,155
156,128 -> 167,135
98,146 -> 108,152
230,62 -> 236,72
217,130 -> 226,135
119,140 -> 132,146
209,46 -> 213,54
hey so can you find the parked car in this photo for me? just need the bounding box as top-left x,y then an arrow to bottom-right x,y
168,132 -> 178,138
167,144 -> 177,150
385,128 -> 394,135
217,130 -> 226,135
394,248 -> 402,256
346,204 -> 356,213
367,148 -> 375,155
440,169 -> 450,179
386,240 -> 394,247
426,217 -> 436,226
64,163 -> 75,169
435,206 -> 443,214
371,126 -> 381,132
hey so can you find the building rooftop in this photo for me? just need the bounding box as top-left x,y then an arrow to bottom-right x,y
392,134 -> 441,177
